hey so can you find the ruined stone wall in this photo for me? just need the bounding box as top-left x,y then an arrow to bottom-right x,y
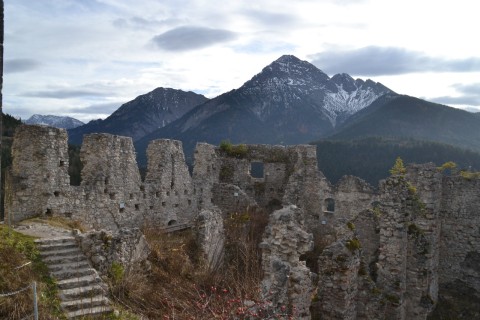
436,175 -> 480,316
5,125 -> 71,223
404,164 -> 442,319
79,133 -> 143,229
5,125 -> 480,319
334,175 -> 375,223
144,139 -> 195,225
192,143 -> 221,211
260,205 -> 313,319
5,126 -> 197,230
75,228 -> 150,277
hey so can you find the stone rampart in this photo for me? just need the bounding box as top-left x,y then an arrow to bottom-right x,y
4,125 -> 480,319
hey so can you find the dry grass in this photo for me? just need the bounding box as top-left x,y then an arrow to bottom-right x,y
0,225 -> 65,320
107,208 -> 271,319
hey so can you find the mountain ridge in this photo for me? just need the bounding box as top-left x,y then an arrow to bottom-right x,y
25,114 -> 84,129
328,94 -> 480,152
68,87 -> 208,145
134,55 -> 393,164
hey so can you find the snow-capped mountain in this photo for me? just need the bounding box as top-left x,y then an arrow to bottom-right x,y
135,55 -> 394,164
68,87 -> 208,145
25,114 -> 85,129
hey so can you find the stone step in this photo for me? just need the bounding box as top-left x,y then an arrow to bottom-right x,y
60,295 -> 110,312
35,236 -> 76,246
40,247 -> 82,258
43,253 -> 89,265
51,267 -> 96,281
37,241 -> 78,252
65,305 -> 113,319
48,260 -> 91,273
60,284 -> 105,300
57,274 -> 101,290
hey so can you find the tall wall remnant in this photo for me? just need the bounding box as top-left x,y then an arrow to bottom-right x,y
5,125 -> 70,223
4,124 -> 480,319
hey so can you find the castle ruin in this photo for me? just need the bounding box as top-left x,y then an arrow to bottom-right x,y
5,124 -> 480,319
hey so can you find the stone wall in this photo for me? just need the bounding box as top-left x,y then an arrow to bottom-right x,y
5,125 -> 70,223
74,227 -> 150,277
5,126 -> 197,229
434,175 -> 480,317
260,205 -> 313,319
5,125 -> 480,319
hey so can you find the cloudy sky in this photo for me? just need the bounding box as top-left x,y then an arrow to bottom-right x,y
4,0 -> 480,122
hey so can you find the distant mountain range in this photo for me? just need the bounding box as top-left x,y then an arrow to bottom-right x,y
25,114 -> 84,129
134,55 -> 392,163
61,54 -> 480,181
68,87 -> 208,145
327,94 -> 480,151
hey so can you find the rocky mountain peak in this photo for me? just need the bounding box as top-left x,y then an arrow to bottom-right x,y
331,73 -> 356,92
25,114 -> 85,129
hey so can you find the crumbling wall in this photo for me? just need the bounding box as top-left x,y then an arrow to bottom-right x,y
79,133 -> 143,229
434,175 -> 480,318
334,175 -> 375,223
192,143 -> 221,211
75,228 -> 150,277
5,125 -> 71,223
5,126 -> 198,230
315,235 -> 361,320
5,126 -> 480,319
404,164 -> 442,319
194,208 -> 225,270
260,205 -> 313,319
144,139 -> 195,225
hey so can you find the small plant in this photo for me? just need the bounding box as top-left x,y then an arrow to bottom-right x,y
219,140 -> 233,154
219,140 -> 248,158
109,261 -> 125,285
372,206 -> 383,217
460,170 -> 480,180
347,221 -> 355,231
407,183 -> 417,195
389,157 -> 406,176
438,161 -> 457,172
346,238 -> 361,252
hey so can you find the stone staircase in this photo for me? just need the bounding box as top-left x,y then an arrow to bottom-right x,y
35,236 -> 113,319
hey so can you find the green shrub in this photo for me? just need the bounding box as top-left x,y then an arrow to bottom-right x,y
346,238 -> 361,252
219,140 -> 248,158
109,261 -> 125,285
389,157 -> 406,176
347,221 -> 355,231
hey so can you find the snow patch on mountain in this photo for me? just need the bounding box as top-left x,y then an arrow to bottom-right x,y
25,114 -> 85,129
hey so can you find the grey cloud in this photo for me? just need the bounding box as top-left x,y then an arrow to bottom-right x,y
242,9 -> 298,28
309,46 -> 480,76
5,59 -> 41,73
69,102 -> 123,114
113,16 -> 177,29
151,26 -> 236,51
22,89 -> 110,99
430,96 -> 480,106
430,83 -> 480,107
452,83 -> 480,95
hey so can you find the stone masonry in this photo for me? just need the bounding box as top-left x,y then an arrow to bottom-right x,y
4,124 -> 480,319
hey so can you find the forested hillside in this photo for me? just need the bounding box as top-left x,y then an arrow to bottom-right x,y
314,137 -> 480,185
